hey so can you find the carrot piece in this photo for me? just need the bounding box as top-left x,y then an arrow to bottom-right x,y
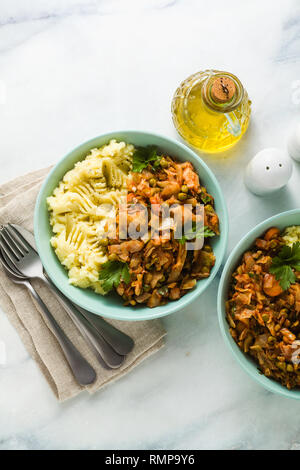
264,227 -> 280,241
263,273 -> 283,297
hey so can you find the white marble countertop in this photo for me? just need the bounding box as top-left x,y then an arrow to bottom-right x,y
1,0 -> 300,451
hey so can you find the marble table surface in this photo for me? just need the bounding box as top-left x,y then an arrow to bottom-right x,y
1,0 -> 300,451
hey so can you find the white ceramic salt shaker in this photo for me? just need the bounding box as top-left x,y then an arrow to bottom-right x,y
288,123 -> 300,162
244,148 -> 293,196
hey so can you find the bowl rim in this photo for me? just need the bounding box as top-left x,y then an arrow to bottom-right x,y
34,129 -> 229,321
217,208 -> 300,399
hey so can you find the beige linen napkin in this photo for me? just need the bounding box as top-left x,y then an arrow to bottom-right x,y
0,168 -> 166,401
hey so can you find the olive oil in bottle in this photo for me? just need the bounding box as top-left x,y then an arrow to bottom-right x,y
171,70 -> 251,153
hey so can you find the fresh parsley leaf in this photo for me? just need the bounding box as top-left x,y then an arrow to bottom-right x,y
270,265 -> 296,291
132,146 -> 161,173
99,260 -> 130,293
179,225 -> 215,244
269,242 -> 300,290
121,262 -> 131,284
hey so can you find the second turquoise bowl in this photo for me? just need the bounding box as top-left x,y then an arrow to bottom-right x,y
34,131 -> 228,321
218,209 -> 300,399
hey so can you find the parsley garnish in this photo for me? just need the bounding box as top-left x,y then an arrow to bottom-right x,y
179,224 -> 215,244
132,146 -> 161,173
269,242 -> 300,290
99,260 -> 130,293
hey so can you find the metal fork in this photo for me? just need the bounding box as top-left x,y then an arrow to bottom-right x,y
0,248 -> 118,371
10,224 -> 134,356
0,251 -> 96,386
0,226 -> 125,369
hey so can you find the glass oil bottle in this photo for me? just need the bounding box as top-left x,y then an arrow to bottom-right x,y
171,70 -> 251,153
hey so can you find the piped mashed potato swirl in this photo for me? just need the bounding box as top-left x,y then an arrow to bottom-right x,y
47,140 -> 134,294
283,226 -> 300,247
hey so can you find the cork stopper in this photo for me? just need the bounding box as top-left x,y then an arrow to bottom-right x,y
211,76 -> 236,103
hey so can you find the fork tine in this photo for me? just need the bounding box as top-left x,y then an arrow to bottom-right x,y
0,237 -> 19,265
0,230 -> 22,260
3,226 -> 28,256
0,239 -> 20,273
7,224 -> 31,253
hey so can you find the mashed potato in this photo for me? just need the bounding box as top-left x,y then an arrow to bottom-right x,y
283,225 -> 300,247
47,140 -> 134,294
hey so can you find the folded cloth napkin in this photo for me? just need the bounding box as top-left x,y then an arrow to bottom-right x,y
0,168 -> 166,401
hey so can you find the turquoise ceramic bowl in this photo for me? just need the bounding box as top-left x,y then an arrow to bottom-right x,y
218,209 -> 300,399
35,131 -> 228,321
